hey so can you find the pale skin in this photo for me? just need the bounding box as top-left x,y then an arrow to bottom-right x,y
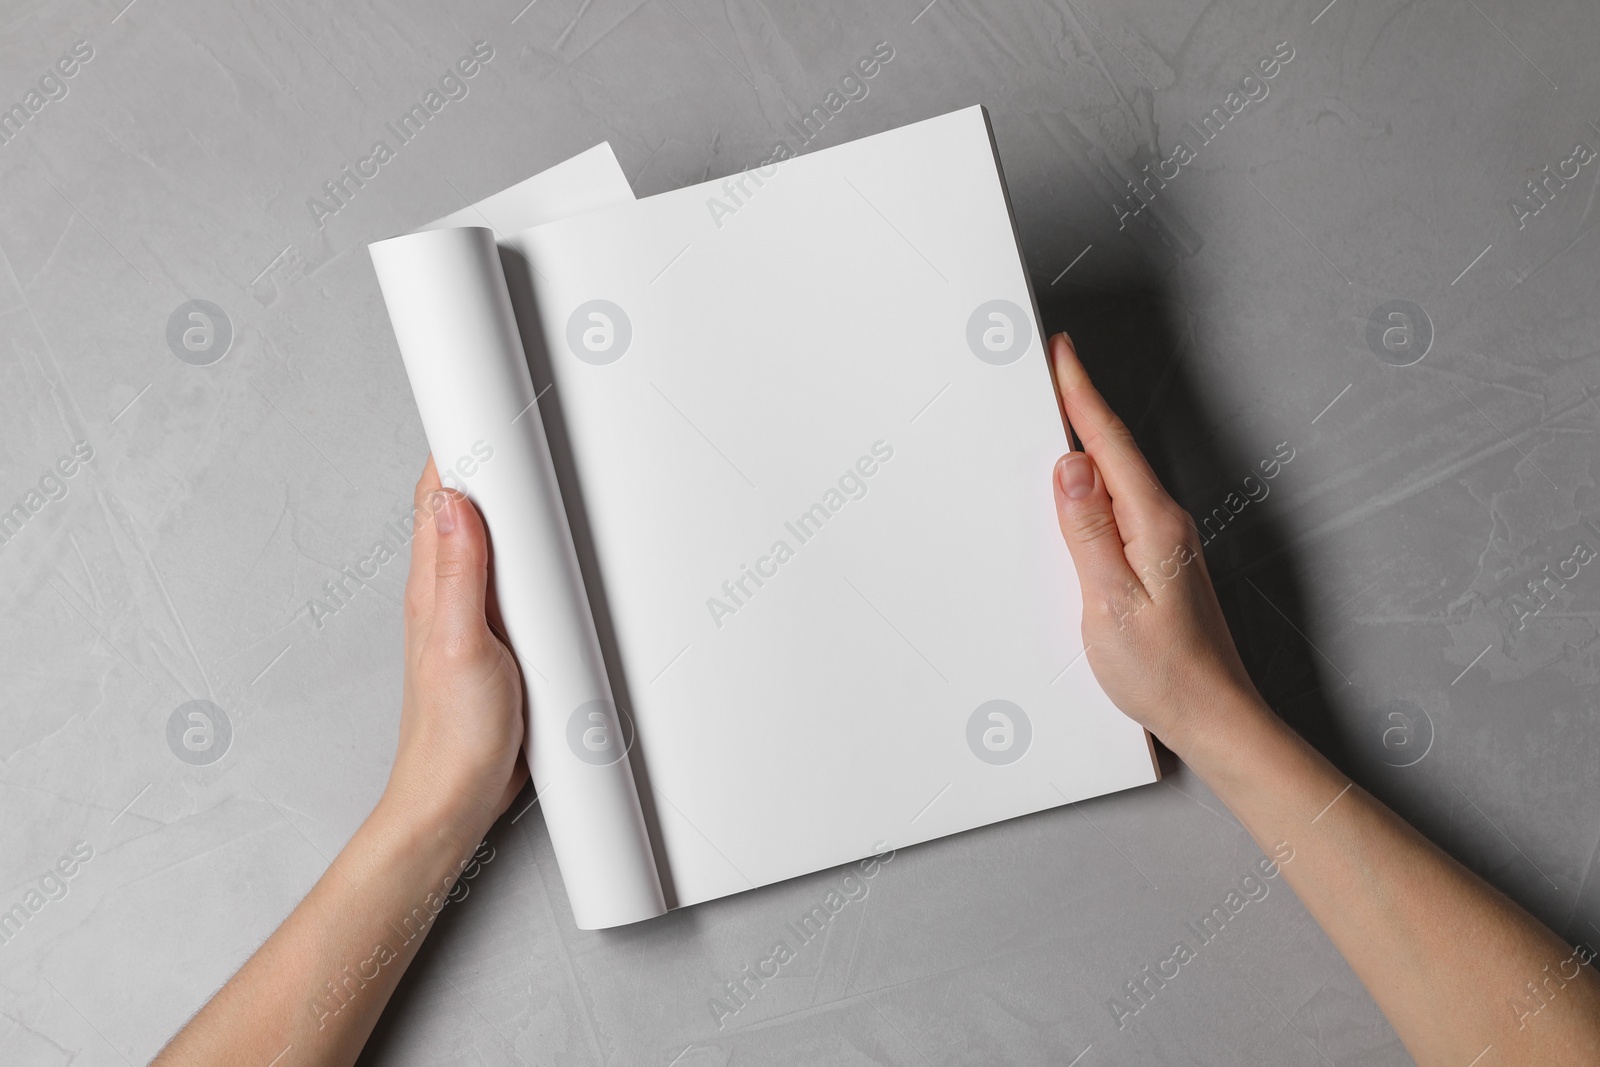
154,337 -> 1600,1066
1047,332 -> 1600,1064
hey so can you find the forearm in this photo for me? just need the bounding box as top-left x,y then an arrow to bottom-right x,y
1172,687 -> 1600,1066
154,793 -> 483,1067
154,467 -> 526,1066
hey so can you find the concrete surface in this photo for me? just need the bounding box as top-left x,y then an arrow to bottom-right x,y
1,0 -> 1597,1064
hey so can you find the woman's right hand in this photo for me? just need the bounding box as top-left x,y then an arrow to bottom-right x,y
1045,330 -> 1600,1066
1046,332 -> 1267,756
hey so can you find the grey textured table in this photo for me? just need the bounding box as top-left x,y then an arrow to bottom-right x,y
2,0 -> 1597,1064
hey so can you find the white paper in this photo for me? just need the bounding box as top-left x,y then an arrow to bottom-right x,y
369,147 -> 667,929
420,142 -> 637,234
511,107 -> 1160,909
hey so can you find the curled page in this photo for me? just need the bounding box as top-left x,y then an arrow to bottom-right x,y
369,226 -> 665,929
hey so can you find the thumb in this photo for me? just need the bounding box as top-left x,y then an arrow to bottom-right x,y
1053,452 -> 1140,601
430,489 -> 492,645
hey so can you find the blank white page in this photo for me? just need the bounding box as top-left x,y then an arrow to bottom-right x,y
422,142 -> 634,233
513,107 -> 1159,909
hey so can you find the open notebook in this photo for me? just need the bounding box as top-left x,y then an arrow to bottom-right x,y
369,107 -> 1159,930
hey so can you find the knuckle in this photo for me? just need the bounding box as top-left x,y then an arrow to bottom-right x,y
1069,504 -> 1120,544
1091,578 -> 1144,629
1102,411 -> 1138,449
432,626 -> 494,669
433,556 -> 475,583
1148,507 -> 1194,547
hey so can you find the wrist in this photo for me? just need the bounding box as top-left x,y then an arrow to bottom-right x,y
373,776 -> 494,863
316,793 -> 479,923
1162,680 -> 1281,777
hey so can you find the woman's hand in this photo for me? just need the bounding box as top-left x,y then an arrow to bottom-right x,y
1047,332 -> 1266,757
382,457 -> 528,851
1045,331 -> 1600,1065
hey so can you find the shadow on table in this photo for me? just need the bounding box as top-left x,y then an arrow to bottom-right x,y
1036,274 -> 1344,759
1039,258 -> 1572,934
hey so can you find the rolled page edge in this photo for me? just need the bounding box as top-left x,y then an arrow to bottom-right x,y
369,226 -> 666,929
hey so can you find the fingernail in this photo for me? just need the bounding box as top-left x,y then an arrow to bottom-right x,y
1057,453 -> 1094,500
434,492 -> 457,534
